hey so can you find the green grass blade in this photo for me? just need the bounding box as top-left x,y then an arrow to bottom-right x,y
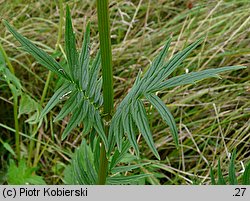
210,166 -> 216,185
65,5 -> 78,81
3,20 -> 71,81
242,162 -> 250,185
229,149 -> 238,185
155,66 -> 246,91
40,83 -> 72,119
79,22 -> 90,91
132,100 -> 160,160
145,94 -> 178,147
218,159 -> 226,185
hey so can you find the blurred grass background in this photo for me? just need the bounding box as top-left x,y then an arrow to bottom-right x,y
0,0 -> 249,184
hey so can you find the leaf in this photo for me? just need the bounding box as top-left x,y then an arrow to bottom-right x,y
229,149 -> 238,185
131,100 -> 160,160
82,139 -> 97,184
63,164 -> 74,184
114,115 -> 123,152
217,158 -> 226,185
53,90 -> 79,122
146,38 -> 203,91
61,99 -> 86,140
7,159 -> 46,185
93,137 -> 101,171
19,93 -> 39,118
79,22 -> 90,91
39,83 -> 72,120
0,56 -> 22,90
93,110 -> 108,151
88,51 -> 101,98
162,38 -> 202,77
3,20 -> 71,81
242,162 -> 250,185
73,155 -> 91,184
154,66 -> 246,92
9,83 -> 19,99
64,139 -> 97,185
82,115 -> 92,134
93,78 -> 103,105
1,141 -> 16,157
111,162 -> 150,174
107,117 -> 117,156
122,107 -> 139,157
72,154 -> 91,184
107,174 -> 151,185
143,38 -> 171,79
87,102 -> 95,125
110,140 -> 131,171
145,94 -> 178,147
210,166 -> 216,185
65,6 -> 78,81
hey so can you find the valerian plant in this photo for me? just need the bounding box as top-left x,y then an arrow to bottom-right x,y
3,1 -> 245,184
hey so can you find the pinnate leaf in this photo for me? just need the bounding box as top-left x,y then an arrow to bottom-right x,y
3,20 -> 71,81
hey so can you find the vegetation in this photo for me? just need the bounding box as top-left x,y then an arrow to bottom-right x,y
0,0 -> 249,185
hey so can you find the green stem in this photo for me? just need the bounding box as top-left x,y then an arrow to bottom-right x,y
97,0 -> 114,185
13,92 -> 20,161
56,0 -> 64,50
0,42 -> 15,74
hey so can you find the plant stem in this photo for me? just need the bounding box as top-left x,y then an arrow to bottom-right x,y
13,91 -> 20,162
0,42 -> 15,74
97,0 -> 114,185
